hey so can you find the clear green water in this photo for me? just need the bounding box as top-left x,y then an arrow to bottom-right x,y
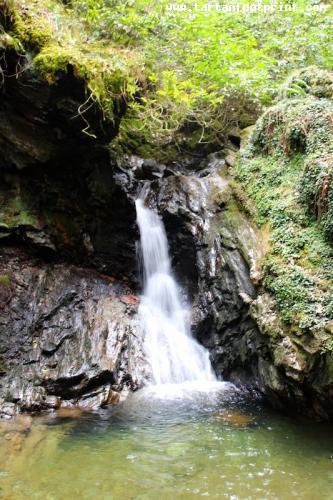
1,382 -> 333,499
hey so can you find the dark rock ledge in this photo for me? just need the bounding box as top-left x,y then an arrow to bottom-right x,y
0,42 -> 147,417
0,246 -> 147,417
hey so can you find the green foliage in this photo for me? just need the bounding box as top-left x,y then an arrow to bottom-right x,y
280,67 -> 333,100
60,0 -> 333,146
3,0 -> 332,147
235,76 -> 333,333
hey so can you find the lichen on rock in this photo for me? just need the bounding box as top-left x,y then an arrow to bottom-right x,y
232,67 -> 333,418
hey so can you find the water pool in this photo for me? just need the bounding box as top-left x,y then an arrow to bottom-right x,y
1,383 -> 333,499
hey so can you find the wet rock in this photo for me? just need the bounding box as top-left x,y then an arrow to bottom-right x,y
123,155 -> 167,181
141,158 -> 166,179
0,156 -> 140,283
120,295 -> 140,306
228,129 -> 241,147
138,153 -> 333,419
0,42 -> 148,416
0,401 -> 17,419
56,407 -> 82,419
45,396 -> 61,409
141,156 -> 268,387
240,125 -> 255,144
77,385 -> 121,410
215,410 -> 255,427
0,247 -> 149,416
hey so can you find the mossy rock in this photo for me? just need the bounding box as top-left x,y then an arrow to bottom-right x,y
280,67 -> 333,100
2,0 -> 144,127
0,273 -> 12,310
0,274 -> 10,287
247,73 -> 333,242
235,67 -> 333,338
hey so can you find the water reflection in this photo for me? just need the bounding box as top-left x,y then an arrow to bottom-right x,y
1,384 -> 333,499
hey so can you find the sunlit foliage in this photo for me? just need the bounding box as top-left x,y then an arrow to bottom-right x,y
68,0 -> 333,145
4,0 -> 332,146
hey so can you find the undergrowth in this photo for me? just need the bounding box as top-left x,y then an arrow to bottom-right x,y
1,0 -> 332,149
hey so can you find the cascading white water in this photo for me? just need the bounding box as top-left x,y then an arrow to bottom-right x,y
136,198 -> 216,386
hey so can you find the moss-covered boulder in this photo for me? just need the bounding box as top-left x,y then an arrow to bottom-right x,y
237,68 -> 333,332
251,71 -> 333,242
234,68 -> 333,418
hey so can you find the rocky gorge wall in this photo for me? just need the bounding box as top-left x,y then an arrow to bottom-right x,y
1,24 -> 333,419
0,38 -> 148,416
130,151 -> 333,420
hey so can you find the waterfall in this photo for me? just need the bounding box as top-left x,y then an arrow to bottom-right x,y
135,198 -> 215,386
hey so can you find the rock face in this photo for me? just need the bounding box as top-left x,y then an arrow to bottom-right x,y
137,155 -> 270,388
0,46 -> 138,282
0,44 -> 145,416
0,246 -> 147,417
132,152 -> 333,420
0,49 -> 120,171
2,124 -> 332,419
0,154 -> 139,281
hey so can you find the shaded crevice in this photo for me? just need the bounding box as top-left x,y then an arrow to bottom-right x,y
41,333 -> 73,357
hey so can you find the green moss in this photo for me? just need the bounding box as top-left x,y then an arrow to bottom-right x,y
0,31 -> 20,51
34,42 -> 143,124
11,4 -> 53,50
235,71 -> 333,334
0,191 -> 38,228
3,0 -> 144,127
229,179 -> 257,219
243,77 -> 333,241
323,337 -> 333,354
0,274 -> 10,286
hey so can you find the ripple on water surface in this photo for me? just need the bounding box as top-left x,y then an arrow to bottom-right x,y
1,382 -> 333,499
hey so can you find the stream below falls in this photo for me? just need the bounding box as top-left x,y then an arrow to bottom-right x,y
1,384 -> 333,499
1,197 -> 333,499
